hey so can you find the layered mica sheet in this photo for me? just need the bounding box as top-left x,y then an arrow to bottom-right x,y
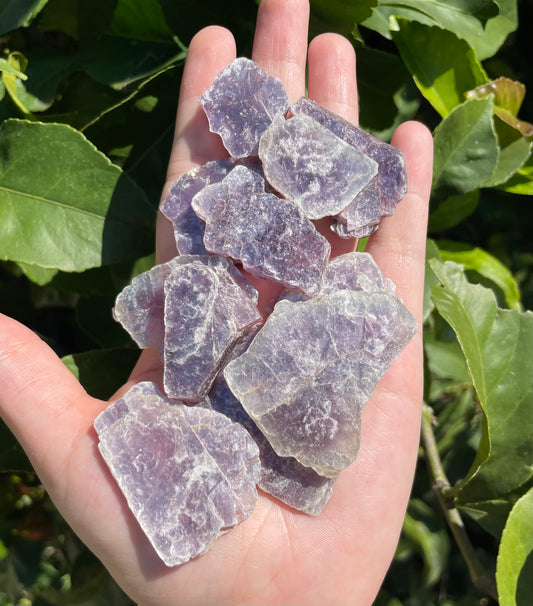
224,290 -> 417,477
288,97 -> 407,237
204,378 -> 334,516
200,57 -> 289,157
98,57 -> 414,567
192,165 -> 331,295
259,114 -> 378,220
95,382 -> 260,567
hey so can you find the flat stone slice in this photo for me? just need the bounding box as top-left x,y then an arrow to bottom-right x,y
320,252 -> 396,296
202,378 -> 334,516
224,291 -> 417,477
192,165 -> 331,296
200,57 -> 289,157
289,97 -> 407,234
163,258 -> 262,401
160,160 -> 234,254
94,382 -> 260,567
113,257 -> 181,354
331,176 -> 382,239
258,113 -> 378,220
113,255 -> 258,359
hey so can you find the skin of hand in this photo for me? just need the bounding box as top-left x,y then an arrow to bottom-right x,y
0,0 -> 433,604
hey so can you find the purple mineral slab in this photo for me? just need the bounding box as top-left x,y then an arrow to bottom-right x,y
319,252 -> 396,296
203,378 -> 334,516
258,113 -> 378,220
192,165 -> 331,296
113,255 -> 258,361
160,160 -> 234,254
224,291 -> 417,477
288,97 -> 407,237
113,257 -> 179,354
200,57 -> 289,157
94,382 -> 260,567
163,256 -> 262,401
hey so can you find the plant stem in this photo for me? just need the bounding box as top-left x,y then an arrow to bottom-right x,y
420,403 -> 498,600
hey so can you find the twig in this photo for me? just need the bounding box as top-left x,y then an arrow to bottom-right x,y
420,403 -> 498,600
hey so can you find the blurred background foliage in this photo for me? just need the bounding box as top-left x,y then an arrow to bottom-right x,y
0,1 -> 532,604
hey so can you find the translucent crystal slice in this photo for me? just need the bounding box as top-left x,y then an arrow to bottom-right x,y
319,252 -> 396,296
202,378 -> 334,516
288,97 -> 407,236
200,57 -> 289,157
192,165 -> 331,296
94,382 -> 260,567
224,291 -> 417,477
163,256 -> 262,401
113,255 -> 259,362
160,160 -> 234,254
258,113 -> 378,219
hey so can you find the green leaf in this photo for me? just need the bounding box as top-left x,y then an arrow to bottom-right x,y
362,0 -> 499,44
62,348 -> 139,400
402,499 -> 450,587
12,51 -> 77,113
436,241 -> 522,310
79,38 -> 185,90
159,0 -> 257,48
423,239 -> 441,321
424,332 -> 470,383
0,58 -> 28,80
0,0 -> 46,35
466,77 -> 533,138
356,47 -> 417,135
498,153 -> 533,195
429,260 -> 533,503
75,0 -> 185,90
428,191 -> 479,232
310,0 -> 377,36
0,119 -> 155,272
38,0 -> 78,39
432,97 -> 499,200
16,262 -> 58,285
391,19 -> 487,117
496,487 -> 533,606
1,51 -> 32,115
482,137 -> 532,188
467,0 -> 518,60
110,0 -> 176,43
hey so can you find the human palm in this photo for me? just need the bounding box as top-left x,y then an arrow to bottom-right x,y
0,0 -> 433,604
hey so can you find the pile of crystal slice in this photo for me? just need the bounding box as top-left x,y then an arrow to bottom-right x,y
94,57 -> 416,567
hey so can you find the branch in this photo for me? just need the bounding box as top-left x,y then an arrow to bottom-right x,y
421,403 -> 497,600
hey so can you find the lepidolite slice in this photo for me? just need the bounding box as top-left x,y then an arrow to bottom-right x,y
258,113 -> 378,220
200,57 -> 289,157
319,252 -> 396,296
192,165 -> 331,296
113,256 -> 259,365
224,291 -> 417,477
113,256 -> 181,355
203,378 -> 334,516
288,97 -> 407,237
160,160 -> 234,255
163,256 -> 262,402
94,382 -> 260,567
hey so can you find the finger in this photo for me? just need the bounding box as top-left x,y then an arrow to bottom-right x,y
365,121 -> 433,325
165,26 -> 236,185
307,33 -> 358,256
0,313 -> 100,499
307,33 -> 358,125
252,0 -> 310,102
156,26 -> 237,264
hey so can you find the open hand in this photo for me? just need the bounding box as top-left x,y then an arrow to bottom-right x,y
0,1 -> 433,604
